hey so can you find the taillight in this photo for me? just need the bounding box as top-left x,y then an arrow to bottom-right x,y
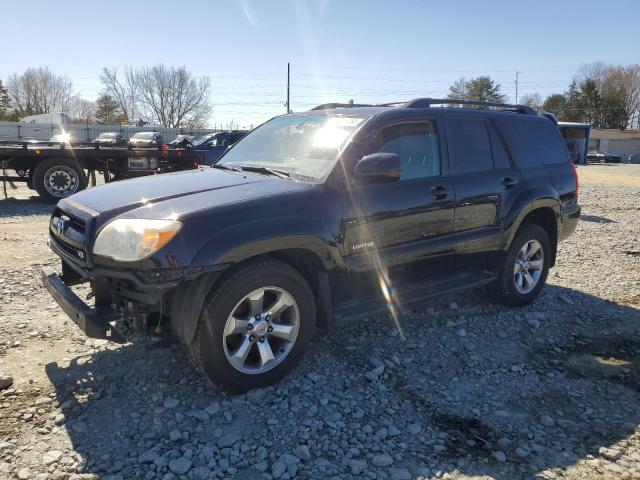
570,162 -> 579,200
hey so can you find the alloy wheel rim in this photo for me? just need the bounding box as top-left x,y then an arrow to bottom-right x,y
513,239 -> 544,294
44,166 -> 79,197
222,286 -> 300,375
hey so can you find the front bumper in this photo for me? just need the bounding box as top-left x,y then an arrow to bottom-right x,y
41,266 -> 127,343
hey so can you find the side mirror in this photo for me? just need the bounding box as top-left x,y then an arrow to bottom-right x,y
353,153 -> 401,182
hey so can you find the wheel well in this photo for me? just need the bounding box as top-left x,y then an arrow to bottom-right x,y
268,249 -> 333,329
520,208 -> 558,266
225,249 -> 333,330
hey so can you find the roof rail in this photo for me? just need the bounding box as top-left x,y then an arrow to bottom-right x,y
310,98 -> 537,115
311,102 -> 375,110
402,98 -> 537,115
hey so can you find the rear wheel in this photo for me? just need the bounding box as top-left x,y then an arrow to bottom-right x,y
32,157 -> 87,203
490,223 -> 551,306
188,259 -> 316,392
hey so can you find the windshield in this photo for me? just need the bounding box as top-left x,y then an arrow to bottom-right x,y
99,133 -> 116,139
217,115 -> 366,181
133,132 -> 154,140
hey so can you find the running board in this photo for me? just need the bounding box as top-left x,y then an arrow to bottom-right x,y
333,270 -> 495,324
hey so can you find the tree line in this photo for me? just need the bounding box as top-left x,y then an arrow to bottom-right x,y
1,62 -> 638,129
0,65 -> 211,128
446,63 -> 640,129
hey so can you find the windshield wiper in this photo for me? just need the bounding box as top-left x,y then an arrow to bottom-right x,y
212,164 -> 242,172
235,165 -> 291,179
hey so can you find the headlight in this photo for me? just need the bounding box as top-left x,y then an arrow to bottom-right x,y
93,219 -> 182,262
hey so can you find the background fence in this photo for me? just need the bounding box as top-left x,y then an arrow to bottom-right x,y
0,121 -> 222,143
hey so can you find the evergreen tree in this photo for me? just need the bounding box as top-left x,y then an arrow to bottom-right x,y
542,94 -> 567,118
448,76 -> 506,103
94,94 -> 125,125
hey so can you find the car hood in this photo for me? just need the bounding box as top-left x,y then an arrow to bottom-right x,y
59,168 -> 313,225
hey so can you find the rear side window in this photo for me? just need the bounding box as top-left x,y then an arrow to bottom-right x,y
376,121 -> 440,180
488,122 -> 512,169
445,117 -> 493,174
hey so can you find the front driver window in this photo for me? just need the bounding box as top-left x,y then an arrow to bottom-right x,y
375,121 -> 440,180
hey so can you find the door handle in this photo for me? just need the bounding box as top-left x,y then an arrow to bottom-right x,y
501,177 -> 518,188
430,185 -> 450,200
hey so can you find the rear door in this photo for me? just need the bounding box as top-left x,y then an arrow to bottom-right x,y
444,115 -> 526,269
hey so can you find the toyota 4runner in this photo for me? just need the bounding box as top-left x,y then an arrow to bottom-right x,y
42,98 -> 581,391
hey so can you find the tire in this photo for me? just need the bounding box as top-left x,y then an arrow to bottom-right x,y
188,258 -> 316,392
490,223 -> 551,306
32,157 -> 87,204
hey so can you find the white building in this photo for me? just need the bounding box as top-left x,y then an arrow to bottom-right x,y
589,129 -> 640,163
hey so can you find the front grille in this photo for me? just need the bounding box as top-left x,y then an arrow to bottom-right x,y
50,208 -> 88,262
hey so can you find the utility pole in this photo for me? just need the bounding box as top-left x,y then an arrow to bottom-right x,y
515,71 -> 520,104
286,62 -> 291,114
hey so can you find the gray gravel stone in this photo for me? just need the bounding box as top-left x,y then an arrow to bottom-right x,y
42,450 -> 63,466
371,453 -> 393,467
217,432 -> 241,448
294,445 -> 311,461
388,467 -> 412,480
0,376 -> 13,390
540,415 -> 555,427
599,447 -> 622,461
168,457 -> 192,475
494,451 -> 507,463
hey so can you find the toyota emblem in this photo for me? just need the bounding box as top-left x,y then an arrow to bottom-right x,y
53,216 -> 69,236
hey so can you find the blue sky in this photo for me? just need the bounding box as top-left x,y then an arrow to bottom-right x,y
1,0 -> 639,128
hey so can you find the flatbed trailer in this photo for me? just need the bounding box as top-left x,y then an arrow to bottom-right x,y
0,140 -> 200,203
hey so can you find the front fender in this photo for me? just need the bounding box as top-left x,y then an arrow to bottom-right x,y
190,216 -> 343,270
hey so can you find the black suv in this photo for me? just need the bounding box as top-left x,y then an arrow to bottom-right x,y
42,98 -> 580,391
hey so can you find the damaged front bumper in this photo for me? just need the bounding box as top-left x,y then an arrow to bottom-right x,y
41,266 -> 127,343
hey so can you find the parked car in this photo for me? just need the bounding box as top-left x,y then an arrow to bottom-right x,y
41,98 -> 580,391
168,135 -> 196,147
587,149 -> 622,163
190,130 -> 248,165
93,132 -> 126,146
128,131 -> 164,148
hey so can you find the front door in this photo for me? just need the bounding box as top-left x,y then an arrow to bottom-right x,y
342,119 -> 456,278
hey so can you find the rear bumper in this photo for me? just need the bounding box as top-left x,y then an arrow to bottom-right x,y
559,203 -> 581,241
41,266 -> 127,343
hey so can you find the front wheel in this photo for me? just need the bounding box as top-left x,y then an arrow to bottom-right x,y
490,223 -> 551,306
188,259 -> 316,392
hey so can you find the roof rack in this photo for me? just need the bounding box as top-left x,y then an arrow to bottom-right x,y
403,98 -> 537,115
310,102 -> 375,110
310,98 -> 537,115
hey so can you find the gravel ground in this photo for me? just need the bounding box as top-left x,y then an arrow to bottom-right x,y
0,164 -> 639,480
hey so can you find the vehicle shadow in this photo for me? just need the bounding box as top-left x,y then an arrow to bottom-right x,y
0,196 -> 53,218
581,214 -> 617,224
44,284 -> 640,479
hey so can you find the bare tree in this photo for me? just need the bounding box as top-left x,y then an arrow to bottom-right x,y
68,97 -> 96,123
575,62 -> 640,128
99,67 -> 137,124
6,66 -> 74,116
520,93 -> 543,110
134,65 -> 211,127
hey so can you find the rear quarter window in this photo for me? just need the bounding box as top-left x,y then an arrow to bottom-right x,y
495,116 -> 569,167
